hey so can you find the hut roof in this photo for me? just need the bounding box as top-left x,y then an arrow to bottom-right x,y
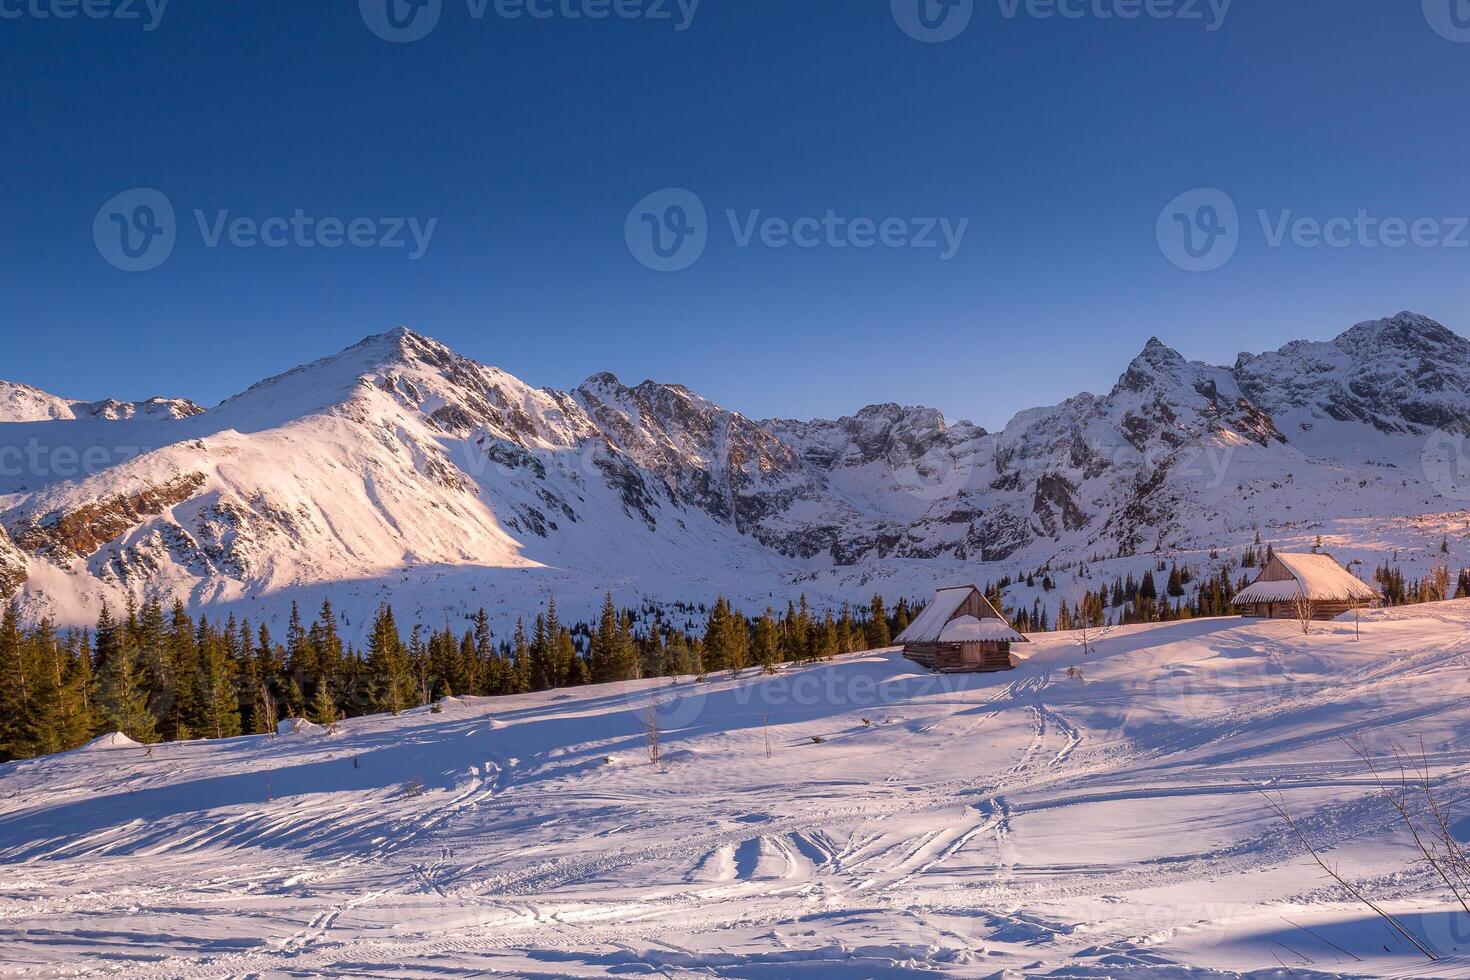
1233,553 -> 1381,605
937,615 -> 1026,644
896,586 -> 1026,644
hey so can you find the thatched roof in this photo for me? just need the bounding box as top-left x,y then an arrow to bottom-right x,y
1233,553 -> 1381,605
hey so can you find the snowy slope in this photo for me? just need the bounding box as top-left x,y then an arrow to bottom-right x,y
6,605 -> 1470,976
2,312 -> 1469,638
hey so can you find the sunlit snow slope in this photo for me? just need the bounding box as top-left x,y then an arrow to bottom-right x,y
5,604 -> 1470,977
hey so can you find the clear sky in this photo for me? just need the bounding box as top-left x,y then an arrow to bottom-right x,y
3,0 -> 1468,431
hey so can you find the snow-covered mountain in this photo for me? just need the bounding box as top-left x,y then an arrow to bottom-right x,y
0,381 -> 202,424
2,311 -> 1467,635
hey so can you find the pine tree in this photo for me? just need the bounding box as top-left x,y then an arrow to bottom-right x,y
754,608 -> 780,674
472,608 -> 496,695
94,603 -> 159,743
132,598 -> 169,727
837,602 -> 857,655
0,602 -> 29,760
163,600 -> 198,742
196,623 -> 242,739
309,671 -> 339,725
702,597 -> 731,674
509,619 -> 532,694
366,605 -> 413,715
592,594 -> 628,683
530,614 -> 553,691
866,595 -> 891,649
892,597 -> 911,635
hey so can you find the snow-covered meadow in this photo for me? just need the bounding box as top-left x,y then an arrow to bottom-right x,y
4,603 -> 1470,977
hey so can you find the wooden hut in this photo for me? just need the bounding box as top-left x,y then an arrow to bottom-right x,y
1232,552 -> 1380,620
896,585 -> 1026,673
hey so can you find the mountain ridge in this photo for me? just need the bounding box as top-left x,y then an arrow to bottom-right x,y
1,310 -> 1466,637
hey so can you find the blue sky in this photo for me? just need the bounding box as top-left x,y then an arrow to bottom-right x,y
2,0 -> 1468,430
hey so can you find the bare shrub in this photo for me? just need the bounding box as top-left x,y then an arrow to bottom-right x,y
642,698 -> 661,767
1253,781 -> 1438,962
260,683 -> 278,737
1293,593 -> 1316,635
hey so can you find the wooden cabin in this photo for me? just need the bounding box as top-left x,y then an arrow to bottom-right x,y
896,585 -> 1026,673
1232,552 -> 1380,620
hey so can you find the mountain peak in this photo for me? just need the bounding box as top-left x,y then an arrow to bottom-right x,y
1140,336 -> 1185,363
583,371 -> 624,389
1111,337 -> 1187,396
1336,311 -> 1463,355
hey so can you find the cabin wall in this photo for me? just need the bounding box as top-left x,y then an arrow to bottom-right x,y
954,591 -> 1002,621
904,641 -> 1013,672
1239,600 -> 1365,621
1255,557 -> 1295,583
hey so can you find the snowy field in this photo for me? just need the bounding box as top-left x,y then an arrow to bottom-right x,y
6,605 -> 1470,977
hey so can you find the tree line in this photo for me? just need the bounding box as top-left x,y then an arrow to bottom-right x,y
5,539 -> 1463,763
0,592 -> 911,763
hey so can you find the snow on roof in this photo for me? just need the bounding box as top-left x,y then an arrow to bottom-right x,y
1233,552 -> 1380,605
937,615 -> 1025,644
895,587 -> 975,644
896,586 -> 1026,644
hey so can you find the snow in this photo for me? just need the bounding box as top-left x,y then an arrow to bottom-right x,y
937,614 -> 1025,643
894,585 -> 977,643
1234,552 -> 1382,604
77,731 -> 141,751
7,604 -> 1470,976
2,312 -> 1470,648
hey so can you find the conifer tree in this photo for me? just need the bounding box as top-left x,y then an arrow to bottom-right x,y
366,605 -> 413,715
892,597 -> 911,635
313,600 -> 344,708
0,602 -> 29,760
196,624 -> 242,739
509,619 -> 532,694
530,614 -> 553,691
617,610 -> 640,679
50,625 -> 94,751
235,623 -> 264,734
473,608 -> 496,695
164,600 -> 199,742
592,594 -> 628,682
838,602 -> 857,654
664,630 -> 694,678
754,609 -> 780,674
133,598 -> 169,724
866,595 -> 891,649
702,597 -> 731,674
309,671 -> 339,725
95,602 -> 159,743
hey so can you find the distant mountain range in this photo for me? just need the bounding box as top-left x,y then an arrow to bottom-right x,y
3,311 -> 1467,636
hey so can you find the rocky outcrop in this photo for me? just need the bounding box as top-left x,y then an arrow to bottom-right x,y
8,473 -> 207,561
0,526 -> 25,598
